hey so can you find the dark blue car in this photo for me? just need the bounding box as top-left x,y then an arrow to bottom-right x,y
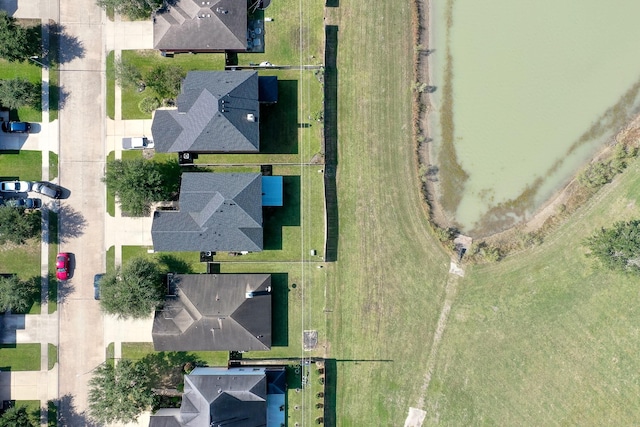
2,121 -> 31,133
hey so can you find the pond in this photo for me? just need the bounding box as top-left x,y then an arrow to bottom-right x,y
429,0 -> 640,236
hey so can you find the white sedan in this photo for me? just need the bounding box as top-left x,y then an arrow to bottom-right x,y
0,181 -> 32,192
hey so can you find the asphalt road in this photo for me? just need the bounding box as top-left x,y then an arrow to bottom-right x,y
57,2 -> 107,420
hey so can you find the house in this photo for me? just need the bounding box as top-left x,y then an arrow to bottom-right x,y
154,0 -> 249,53
152,273 -> 272,351
152,172 -> 264,253
148,366 -> 287,427
151,71 -> 262,154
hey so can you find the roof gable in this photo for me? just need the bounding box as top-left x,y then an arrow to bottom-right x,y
152,173 -> 263,252
152,274 -> 272,351
154,0 -> 247,52
152,71 -> 260,153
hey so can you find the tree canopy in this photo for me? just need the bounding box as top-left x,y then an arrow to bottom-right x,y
584,219 -> 640,274
88,360 -> 155,425
0,405 -> 38,427
103,158 -> 177,216
0,275 -> 38,313
96,0 -> 164,21
145,65 -> 186,100
99,257 -> 165,319
0,206 -> 41,244
0,12 -> 32,62
0,78 -> 40,110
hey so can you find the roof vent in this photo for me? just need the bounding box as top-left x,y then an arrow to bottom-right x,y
247,113 -> 255,122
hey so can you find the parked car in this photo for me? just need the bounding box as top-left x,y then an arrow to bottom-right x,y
0,180 -> 32,192
122,137 -> 154,150
1,121 -> 31,133
93,274 -> 104,300
56,252 -> 71,280
31,181 -> 61,198
3,197 -> 42,209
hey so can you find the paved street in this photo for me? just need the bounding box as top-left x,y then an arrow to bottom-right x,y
56,0 -> 107,420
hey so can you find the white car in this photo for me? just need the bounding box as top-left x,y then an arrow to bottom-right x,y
0,181 -> 31,192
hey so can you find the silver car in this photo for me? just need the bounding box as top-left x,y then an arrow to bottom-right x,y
0,180 -> 32,192
31,182 -> 61,199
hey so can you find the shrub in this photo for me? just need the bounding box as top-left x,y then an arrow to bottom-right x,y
139,97 -> 160,114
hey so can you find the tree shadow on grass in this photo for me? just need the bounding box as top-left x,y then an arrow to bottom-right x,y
53,393 -> 100,427
156,254 -> 193,274
138,351 -> 204,391
57,204 -> 87,243
156,159 -> 182,199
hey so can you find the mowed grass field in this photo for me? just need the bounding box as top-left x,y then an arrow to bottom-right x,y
324,1 -> 452,425
423,159 -> 640,425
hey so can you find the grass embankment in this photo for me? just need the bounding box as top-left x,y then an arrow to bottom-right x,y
323,0 -> 453,425
121,342 -> 229,367
423,159 -> 640,424
47,343 -> 57,370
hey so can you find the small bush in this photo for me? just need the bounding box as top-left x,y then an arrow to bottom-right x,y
139,97 -> 160,114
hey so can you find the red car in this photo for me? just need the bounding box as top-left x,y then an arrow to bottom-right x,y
56,252 -> 70,280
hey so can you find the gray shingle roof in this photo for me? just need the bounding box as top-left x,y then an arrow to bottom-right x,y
153,0 -> 247,52
152,273 -> 272,351
152,71 -> 260,153
152,173 -> 263,252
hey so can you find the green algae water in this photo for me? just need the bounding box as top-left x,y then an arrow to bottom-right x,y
430,0 -> 640,235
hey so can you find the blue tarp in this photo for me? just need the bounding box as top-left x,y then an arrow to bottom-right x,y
262,176 -> 283,206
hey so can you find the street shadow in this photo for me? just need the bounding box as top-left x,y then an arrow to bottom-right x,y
49,85 -> 70,112
50,272 -> 74,305
57,204 -> 86,243
260,80 -> 298,154
323,25 -> 339,262
270,273 -> 288,347
45,23 -> 85,65
53,393 -> 100,427
263,176 -> 300,251
157,254 -> 193,274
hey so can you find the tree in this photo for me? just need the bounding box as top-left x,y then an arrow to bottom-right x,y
103,158 -> 169,216
584,219 -> 640,274
0,275 -> 38,313
145,65 -> 186,99
96,0 -> 164,21
88,360 -> 155,424
99,257 -> 165,319
0,78 -> 40,110
0,405 -> 38,427
114,57 -> 143,89
0,12 -> 31,62
0,206 -> 41,244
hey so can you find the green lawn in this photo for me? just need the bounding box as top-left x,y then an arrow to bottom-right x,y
0,344 -> 41,371
106,50 -> 115,119
117,50 -> 226,120
422,159 -> 640,425
121,342 -> 229,367
47,343 -> 57,370
48,151 -> 58,180
0,150 -> 42,181
0,59 -> 43,122
322,1 -> 453,425
0,240 -> 42,314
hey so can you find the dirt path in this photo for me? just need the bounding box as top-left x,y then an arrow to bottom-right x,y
416,270 -> 460,409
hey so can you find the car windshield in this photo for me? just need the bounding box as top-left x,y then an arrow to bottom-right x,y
57,267 -> 66,272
